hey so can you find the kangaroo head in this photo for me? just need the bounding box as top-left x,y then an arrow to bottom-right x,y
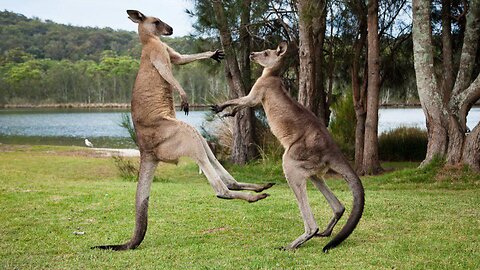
127,10 -> 173,36
250,42 -> 288,70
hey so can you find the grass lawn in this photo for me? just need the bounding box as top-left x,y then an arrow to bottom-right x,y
0,145 -> 479,269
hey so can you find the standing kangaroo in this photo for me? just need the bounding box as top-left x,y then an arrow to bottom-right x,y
212,42 -> 365,252
93,10 -> 274,251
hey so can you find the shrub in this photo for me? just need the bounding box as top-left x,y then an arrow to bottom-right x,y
119,112 -> 137,145
329,92 -> 356,159
379,127 -> 427,161
112,155 -> 138,181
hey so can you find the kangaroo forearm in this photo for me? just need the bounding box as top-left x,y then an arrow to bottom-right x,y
221,96 -> 259,109
171,52 -> 213,65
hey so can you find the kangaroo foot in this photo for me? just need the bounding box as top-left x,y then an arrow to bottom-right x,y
248,193 -> 269,203
216,191 -> 269,202
314,230 -> 332,237
254,182 -> 275,193
91,244 -> 130,251
226,182 -> 276,193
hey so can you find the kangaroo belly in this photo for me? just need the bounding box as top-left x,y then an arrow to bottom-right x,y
131,67 -> 175,126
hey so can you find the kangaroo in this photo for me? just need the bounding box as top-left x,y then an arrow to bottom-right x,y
93,10 -> 274,251
212,42 -> 365,252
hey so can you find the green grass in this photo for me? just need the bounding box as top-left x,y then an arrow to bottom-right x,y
1,145 -> 479,269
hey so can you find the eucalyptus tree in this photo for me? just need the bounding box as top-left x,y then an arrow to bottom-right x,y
412,0 -> 480,169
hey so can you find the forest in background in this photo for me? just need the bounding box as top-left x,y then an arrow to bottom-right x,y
0,9 -> 418,106
0,10 -> 226,106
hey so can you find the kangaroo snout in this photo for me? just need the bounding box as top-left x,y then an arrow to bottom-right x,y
164,25 -> 173,36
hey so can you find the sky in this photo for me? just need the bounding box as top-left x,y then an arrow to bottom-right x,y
0,0 -> 195,36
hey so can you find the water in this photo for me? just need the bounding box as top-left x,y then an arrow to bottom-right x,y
0,108 -> 210,148
0,107 -> 479,148
378,107 -> 480,133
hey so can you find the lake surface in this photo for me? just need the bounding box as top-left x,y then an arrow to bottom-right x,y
0,107 -> 479,148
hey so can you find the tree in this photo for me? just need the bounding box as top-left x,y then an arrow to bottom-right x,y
350,0 -> 369,171
348,0 -> 410,174
413,0 -> 480,170
296,0 -> 329,124
361,0 -> 383,175
211,0 -> 257,164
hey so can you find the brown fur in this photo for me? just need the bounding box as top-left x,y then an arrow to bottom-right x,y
92,10 -> 274,251
213,42 -> 365,251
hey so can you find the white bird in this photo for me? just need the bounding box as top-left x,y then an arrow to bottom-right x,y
84,139 -> 94,148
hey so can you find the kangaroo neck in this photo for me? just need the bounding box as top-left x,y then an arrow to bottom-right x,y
138,28 -> 159,45
261,68 -> 276,77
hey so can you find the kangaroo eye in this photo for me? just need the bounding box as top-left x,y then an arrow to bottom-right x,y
154,21 -> 160,25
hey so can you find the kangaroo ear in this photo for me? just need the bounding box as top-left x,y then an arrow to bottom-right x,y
127,10 -> 146,23
276,41 -> 288,56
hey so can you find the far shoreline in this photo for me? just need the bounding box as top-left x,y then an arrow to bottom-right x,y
0,102 -> 428,109
0,103 -> 211,109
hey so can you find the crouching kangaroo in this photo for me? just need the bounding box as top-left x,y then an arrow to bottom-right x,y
212,42 -> 365,252
92,10 -> 274,251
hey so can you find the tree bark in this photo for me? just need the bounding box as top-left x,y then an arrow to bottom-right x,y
463,122 -> 480,171
313,2 -> 328,124
441,0 -> 454,103
296,0 -> 328,124
362,0 -> 383,175
352,0 -> 368,172
446,0 -> 480,165
412,0 -> 449,165
297,0 -> 318,114
239,0 -> 252,90
212,0 -> 257,164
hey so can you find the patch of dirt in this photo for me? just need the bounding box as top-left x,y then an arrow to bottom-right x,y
0,144 -> 31,152
0,144 -> 139,158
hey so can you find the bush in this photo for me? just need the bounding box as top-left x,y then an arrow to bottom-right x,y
329,92 -> 356,159
379,127 -> 427,161
112,155 -> 138,181
119,113 -> 137,145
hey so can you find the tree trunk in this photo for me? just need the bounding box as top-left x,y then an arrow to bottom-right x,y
412,0 -> 449,165
313,1 -> 328,124
212,0 -> 256,164
296,0 -> 328,124
297,0 -> 318,114
463,122 -> 480,171
362,0 -> 383,175
446,0 -> 480,165
326,6 -> 335,126
441,0 -> 454,103
239,0 -> 252,90
352,0 -> 367,172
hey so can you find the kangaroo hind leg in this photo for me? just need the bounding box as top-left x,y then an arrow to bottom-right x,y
196,154 -> 268,202
93,155 -> 159,250
199,137 -> 275,192
163,122 -> 268,203
283,161 -> 319,249
310,175 -> 345,237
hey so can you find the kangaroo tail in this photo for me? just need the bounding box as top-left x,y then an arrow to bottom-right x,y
323,161 -> 365,253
